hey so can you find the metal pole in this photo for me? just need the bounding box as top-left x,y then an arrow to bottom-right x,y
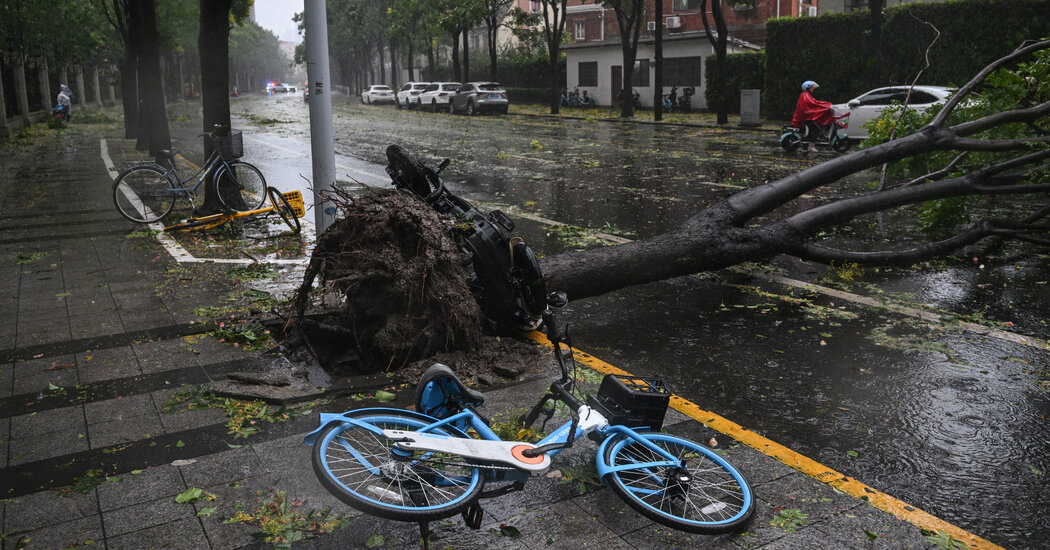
304,0 -> 338,235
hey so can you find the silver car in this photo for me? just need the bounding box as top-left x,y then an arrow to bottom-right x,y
834,85 -> 954,139
417,82 -> 461,112
449,82 -> 509,115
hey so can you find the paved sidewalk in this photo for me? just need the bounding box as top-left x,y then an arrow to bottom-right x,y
2,123 -> 947,550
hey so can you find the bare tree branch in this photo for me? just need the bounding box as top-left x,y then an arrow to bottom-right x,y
931,39 -> 1050,127
899,152 -> 968,188
951,135 -> 1050,151
951,100 -> 1050,137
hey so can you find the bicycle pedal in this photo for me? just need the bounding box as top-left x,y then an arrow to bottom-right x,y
461,502 -> 484,530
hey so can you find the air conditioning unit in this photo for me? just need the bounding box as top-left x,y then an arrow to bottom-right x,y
647,21 -> 657,31
666,16 -> 681,29
806,6 -> 818,16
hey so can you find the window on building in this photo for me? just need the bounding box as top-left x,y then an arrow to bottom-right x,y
672,0 -> 703,10
579,61 -> 598,87
574,20 -> 586,41
664,56 -> 702,86
633,59 -> 650,87
530,1 -> 541,12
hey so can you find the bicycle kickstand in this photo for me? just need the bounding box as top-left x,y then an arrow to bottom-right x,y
418,521 -> 430,550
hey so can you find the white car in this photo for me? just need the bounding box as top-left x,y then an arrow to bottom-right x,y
361,85 -> 395,105
417,82 -> 461,112
834,85 -> 954,139
397,82 -> 430,109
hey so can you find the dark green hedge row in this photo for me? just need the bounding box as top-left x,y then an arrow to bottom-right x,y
763,0 -> 1050,120
504,87 -> 553,103
704,52 -> 765,114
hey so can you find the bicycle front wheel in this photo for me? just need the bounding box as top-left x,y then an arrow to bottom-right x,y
215,161 -> 266,212
602,432 -> 754,534
311,409 -> 485,523
113,165 -> 177,223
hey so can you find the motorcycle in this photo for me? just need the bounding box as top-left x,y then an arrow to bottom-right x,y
780,108 -> 852,153
385,144 -> 551,332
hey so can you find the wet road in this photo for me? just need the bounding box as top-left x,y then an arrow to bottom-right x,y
177,92 -> 1049,549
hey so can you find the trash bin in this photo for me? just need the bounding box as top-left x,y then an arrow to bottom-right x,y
740,89 -> 760,127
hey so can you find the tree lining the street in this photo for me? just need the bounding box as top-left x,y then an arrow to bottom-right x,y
539,39 -> 1050,301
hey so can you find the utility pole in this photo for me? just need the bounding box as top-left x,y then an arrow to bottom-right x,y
304,0 -> 338,234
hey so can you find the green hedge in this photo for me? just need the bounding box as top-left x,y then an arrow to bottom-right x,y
763,0 -> 1050,120
704,52 -> 765,114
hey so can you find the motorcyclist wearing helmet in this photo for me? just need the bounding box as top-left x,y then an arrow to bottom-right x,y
792,81 -> 833,152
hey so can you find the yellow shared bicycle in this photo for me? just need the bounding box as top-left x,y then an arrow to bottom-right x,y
163,187 -> 304,234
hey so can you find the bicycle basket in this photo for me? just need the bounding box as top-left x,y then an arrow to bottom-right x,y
586,375 -> 671,431
218,130 -> 244,160
281,190 -> 306,218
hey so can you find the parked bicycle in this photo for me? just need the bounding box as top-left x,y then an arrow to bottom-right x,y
305,304 -> 755,547
112,125 -> 266,224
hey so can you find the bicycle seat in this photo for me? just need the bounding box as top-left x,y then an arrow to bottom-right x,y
415,364 -> 485,421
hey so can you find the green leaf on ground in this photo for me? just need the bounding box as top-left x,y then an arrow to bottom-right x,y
197,507 -> 217,517
374,390 -> 396,402
175,488 -> 205,503
365,534 -> 385,548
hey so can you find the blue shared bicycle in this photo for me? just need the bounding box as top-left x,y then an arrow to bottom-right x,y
305,304 -> 754,543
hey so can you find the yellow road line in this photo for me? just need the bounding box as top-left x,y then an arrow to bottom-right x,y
525,330 -> 1003,550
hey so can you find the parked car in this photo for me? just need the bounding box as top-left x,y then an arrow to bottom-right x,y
397,82 -> 430,109
361,85 -> 396,105
834,85 -> 954,139
417,82 -> 461,112
449,82 -> 509,115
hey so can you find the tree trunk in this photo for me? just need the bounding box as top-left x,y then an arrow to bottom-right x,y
37,57 -> 51,114
488,20 -> 498,81
654,0 -> 663,122
408,41 -> 415,81
390,39 -> 399,88
426,39 -> 436,80
198,0 -> 235,214
451,31 -> 462,82
377,36 -> 386,85
118,58 -> 139,139
131,0 -> 171,154
13,53 -> 31,127
463,29 -> 470,83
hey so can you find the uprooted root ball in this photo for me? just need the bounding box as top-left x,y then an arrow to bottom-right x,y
289,188 -> 482,373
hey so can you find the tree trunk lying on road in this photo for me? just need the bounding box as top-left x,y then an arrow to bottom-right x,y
542,39 -> 1050,302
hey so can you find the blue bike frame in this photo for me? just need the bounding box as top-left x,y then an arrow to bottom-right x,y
304,406 -> 691,487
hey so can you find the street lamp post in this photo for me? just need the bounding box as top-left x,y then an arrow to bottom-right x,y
304,0 -> 338,235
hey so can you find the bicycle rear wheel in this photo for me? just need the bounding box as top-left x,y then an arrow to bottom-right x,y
215,161 -> 266,212
267,187 -> 301,234
602,432 -> 753,534
113,165 -> 177,223
311,409 -> 484,523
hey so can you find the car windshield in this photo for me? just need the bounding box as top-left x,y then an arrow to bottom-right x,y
413,84 -> 428,90
373,86 -> 392,91
478,83 -> 502,91
441,84 -> 460,91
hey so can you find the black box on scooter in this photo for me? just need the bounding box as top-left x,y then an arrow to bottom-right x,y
587,374 -> 671,431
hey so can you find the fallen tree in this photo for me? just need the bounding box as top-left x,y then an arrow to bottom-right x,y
287,39 -> 1048,375
541,39 -> 1050,301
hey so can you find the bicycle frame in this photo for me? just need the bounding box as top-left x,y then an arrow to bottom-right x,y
152,148 -> 231,198
305,403 -> 687,488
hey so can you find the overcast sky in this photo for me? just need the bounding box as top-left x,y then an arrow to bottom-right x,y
253,0 -> 304,43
